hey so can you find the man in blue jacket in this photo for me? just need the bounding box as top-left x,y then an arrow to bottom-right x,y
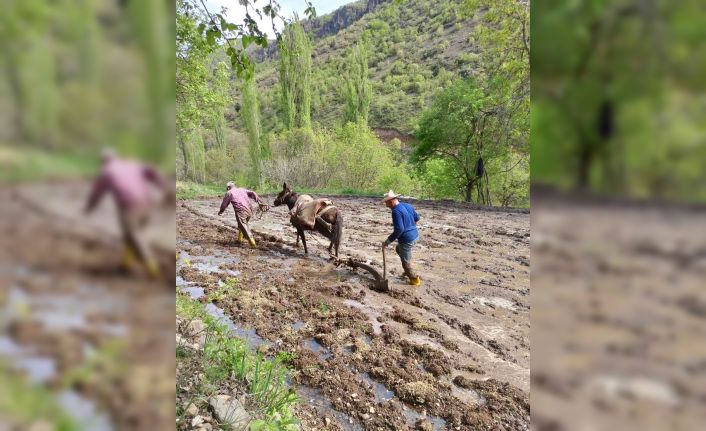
381,190 -> 422,286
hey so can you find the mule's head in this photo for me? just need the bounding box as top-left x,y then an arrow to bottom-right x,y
273,182 -> 292,207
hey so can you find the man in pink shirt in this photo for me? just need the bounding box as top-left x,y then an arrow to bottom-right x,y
218,181 -> 268,248
85,149 -> 174,278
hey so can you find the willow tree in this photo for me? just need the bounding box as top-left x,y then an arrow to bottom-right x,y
278,19 -> 312,129
343,40 -> 372,124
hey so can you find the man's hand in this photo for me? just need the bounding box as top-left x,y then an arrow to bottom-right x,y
382,239 -> 390,248
218,211 -> 223,216
258,202 -> 270,212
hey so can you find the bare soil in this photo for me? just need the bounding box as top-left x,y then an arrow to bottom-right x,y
177,195 -> 530,430
532,191 -> 706,431
0,182 -> 175,430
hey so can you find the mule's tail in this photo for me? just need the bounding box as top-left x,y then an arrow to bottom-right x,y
332,211 -> 343,256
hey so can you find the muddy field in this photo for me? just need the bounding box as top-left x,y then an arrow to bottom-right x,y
177,195 -> 530,430
532,192 -> 706,431
0,182 -> 175,430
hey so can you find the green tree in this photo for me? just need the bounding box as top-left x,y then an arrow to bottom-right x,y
242,75 -> 264,188
414,79 -> 513,203
532,0 -> 706,201
343,40 -> 372,124
278,19 -> 312,129
176,1 -> 213,181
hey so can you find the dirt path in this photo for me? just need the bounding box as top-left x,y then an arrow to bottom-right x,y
0,182 -> 175,430
177,196 -> 530,430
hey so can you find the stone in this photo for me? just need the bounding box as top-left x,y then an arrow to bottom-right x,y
415,419 -> 433,431
185,402 -> 199,416
191,415 -> 204,427
187,319 -> 207,347
209,395 -> 250,428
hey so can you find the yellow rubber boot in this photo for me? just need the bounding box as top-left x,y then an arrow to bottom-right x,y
408,276 -> 422,286
122,248 -> 136,270
145,259 -> 161,279
249,237 -> 257,248
238,231 -> 244,242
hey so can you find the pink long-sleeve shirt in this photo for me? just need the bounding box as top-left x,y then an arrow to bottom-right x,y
86,157 -> 169,212
218,187 -> 260,217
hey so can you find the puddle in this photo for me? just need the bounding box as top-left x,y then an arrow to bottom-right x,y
405,333 -> 444,352
180,286 -> 205,300
450,385 -> 487,407
470,296 -> 516,311
304,338 -> 332,360
0,338 -> 56,383
358,372 -> 394,402
203,303 -> 269,350
292,321 -> 305,331
13,356 -> 57,383
177,251 -> 240,276
204,303 -> 236,330
297,385 -> 362,431
231,326 -> 269,350
401,407 -> 447,431
58,390 -> 114,431
343,300 -> 383,335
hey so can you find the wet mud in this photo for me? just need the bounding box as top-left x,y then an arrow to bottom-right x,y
0,183 -> 175,430
177,195 -> 530,430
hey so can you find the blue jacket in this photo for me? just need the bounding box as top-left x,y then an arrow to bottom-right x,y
387,202 -> 420,244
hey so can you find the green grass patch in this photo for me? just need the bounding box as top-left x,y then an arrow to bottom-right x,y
0,146 -> 97,183
176,294 -> 299,430
176,181 -> 224,199
0,362 -> 77,430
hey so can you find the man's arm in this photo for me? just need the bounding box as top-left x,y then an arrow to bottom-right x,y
85,174 -> 108,213
413,206 -> 420,223
142,165 -> 171,191
246,189 -> 263,204
218,192 -> 231,215
385,210 -> 404,245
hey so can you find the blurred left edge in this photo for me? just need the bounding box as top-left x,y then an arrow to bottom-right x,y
0,1 -> 175,430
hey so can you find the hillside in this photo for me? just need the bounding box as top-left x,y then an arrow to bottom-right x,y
248,0 -> 477,134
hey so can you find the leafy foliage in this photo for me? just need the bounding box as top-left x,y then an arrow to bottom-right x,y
531,0 -> 706,201
278,19 -> 313,130
343,40 -> 373,124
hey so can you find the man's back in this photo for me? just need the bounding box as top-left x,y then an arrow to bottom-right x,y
87,158 -> 158,211
391,202 -> 420,243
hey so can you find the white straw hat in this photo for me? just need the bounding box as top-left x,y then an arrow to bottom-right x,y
226,181 -> 235,189
382,190 -> 399,203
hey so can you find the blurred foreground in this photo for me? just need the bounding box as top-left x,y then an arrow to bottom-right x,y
0,0 -> 174,429
532,187 -> 706,430
0,180 -> 175,430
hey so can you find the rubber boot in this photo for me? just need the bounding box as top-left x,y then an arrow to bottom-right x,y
249,237 -> 257,248
238,231 -> 244,243
145,259 -> 161,279
402,260 -> 421,286
122,247 -> 136,271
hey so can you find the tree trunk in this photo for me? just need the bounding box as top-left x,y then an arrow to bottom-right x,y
577,139 -> 592,190
5,50 -> 27,142
485,173 -> 492,206
465,179 -> 475,203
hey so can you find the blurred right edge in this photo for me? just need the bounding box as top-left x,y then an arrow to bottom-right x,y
531,1 -> 706,430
